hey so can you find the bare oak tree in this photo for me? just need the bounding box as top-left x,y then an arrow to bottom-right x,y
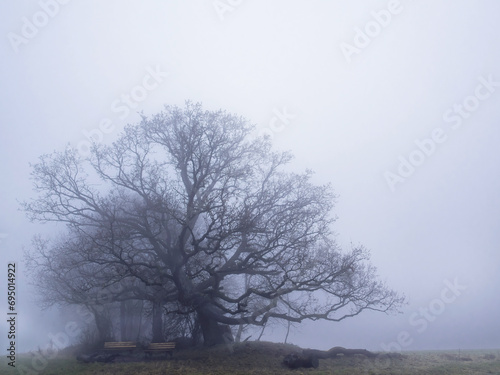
23,102 -> 404,346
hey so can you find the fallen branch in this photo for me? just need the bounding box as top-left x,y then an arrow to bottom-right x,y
283,346 -> 379,369
76,352 -> 119,363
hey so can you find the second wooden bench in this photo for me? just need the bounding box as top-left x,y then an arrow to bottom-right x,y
144,342 -> 176,358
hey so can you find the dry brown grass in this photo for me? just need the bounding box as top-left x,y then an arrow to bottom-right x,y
2,341 -> 500,375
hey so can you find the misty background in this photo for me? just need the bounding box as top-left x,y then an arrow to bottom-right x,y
1,0 -> 499,353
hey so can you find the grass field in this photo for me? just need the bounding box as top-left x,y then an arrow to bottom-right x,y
2,341 -> 500,375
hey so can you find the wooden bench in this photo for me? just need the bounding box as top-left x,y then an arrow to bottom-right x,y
103,341 -> 137,352
144,342 -> 176,358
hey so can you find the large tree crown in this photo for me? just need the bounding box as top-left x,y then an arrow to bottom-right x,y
23,102 -> 404,341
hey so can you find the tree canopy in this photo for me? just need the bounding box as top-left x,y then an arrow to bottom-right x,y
24,102 -> 404,346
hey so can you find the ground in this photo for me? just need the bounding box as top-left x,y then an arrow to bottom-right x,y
2,341 -> 500,375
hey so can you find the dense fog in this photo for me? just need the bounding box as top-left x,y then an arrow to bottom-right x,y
1,0 -> 499,356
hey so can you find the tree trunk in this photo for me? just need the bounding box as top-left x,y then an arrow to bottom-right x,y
152,301 -> 164,342
120,301 -> 128,341
235,323 -> 244,343
91,305 -> 113,343
132,300 -> 144,341
121,300 -> 144,341
197,309 -> 228,346
257,323 -> 266,341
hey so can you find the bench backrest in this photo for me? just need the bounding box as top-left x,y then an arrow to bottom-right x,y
147,342 -> 176,350
104,341 -> 136,349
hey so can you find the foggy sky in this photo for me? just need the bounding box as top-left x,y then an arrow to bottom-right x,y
1,0 -> 500,353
